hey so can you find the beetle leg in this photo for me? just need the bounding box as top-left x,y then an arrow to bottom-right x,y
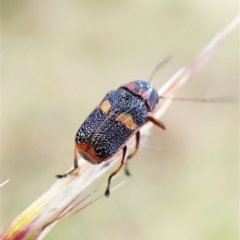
56,144 -> 79,178
105,145 -> 128,197
146,115 -> 166,130
124,131 -> 140,176
73,144 -> 79,169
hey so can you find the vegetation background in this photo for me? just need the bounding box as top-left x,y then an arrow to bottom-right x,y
1,1 -> 238,239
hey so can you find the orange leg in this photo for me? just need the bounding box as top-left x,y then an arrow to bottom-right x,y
124,131 -> 140,176
56,143 -> 79,178
105,145 -> 128,197
146,115 -> 166,130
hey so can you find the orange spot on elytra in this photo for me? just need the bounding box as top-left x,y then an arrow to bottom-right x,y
99,100 -> 111,114
116,113 -> 138,130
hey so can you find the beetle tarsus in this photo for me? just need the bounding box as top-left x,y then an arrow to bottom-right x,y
124,162 -> 131,176
105,188 -> 110,197
55,167 -> 77,178
56,174 -> 67,178
124,167 -> 131,176
105,171 -> 114,197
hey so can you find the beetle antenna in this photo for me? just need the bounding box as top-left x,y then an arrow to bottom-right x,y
159,96 -> 236,103
148,55 -> 172,83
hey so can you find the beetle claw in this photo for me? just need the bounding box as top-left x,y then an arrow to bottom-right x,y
105,189 -> 110,197
56,174 -> 67,178
55,166 -> 78,179
124,167 -> 131,176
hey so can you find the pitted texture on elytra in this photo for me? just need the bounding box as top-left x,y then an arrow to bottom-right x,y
75,108 -> 106,144
122,80 -> 159,112
75,88 -> 148,160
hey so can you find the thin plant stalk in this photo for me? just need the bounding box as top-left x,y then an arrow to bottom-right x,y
1,13 -> 239,240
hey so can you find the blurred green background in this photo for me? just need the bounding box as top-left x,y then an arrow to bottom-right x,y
1,1 -> 238,239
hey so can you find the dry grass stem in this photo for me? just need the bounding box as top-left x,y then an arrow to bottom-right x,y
1,13 -> 239,240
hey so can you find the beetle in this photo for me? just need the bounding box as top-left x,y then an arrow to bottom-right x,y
56,80 -> 165,197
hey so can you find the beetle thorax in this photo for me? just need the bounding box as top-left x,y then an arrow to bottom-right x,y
121,80 -> 159,112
